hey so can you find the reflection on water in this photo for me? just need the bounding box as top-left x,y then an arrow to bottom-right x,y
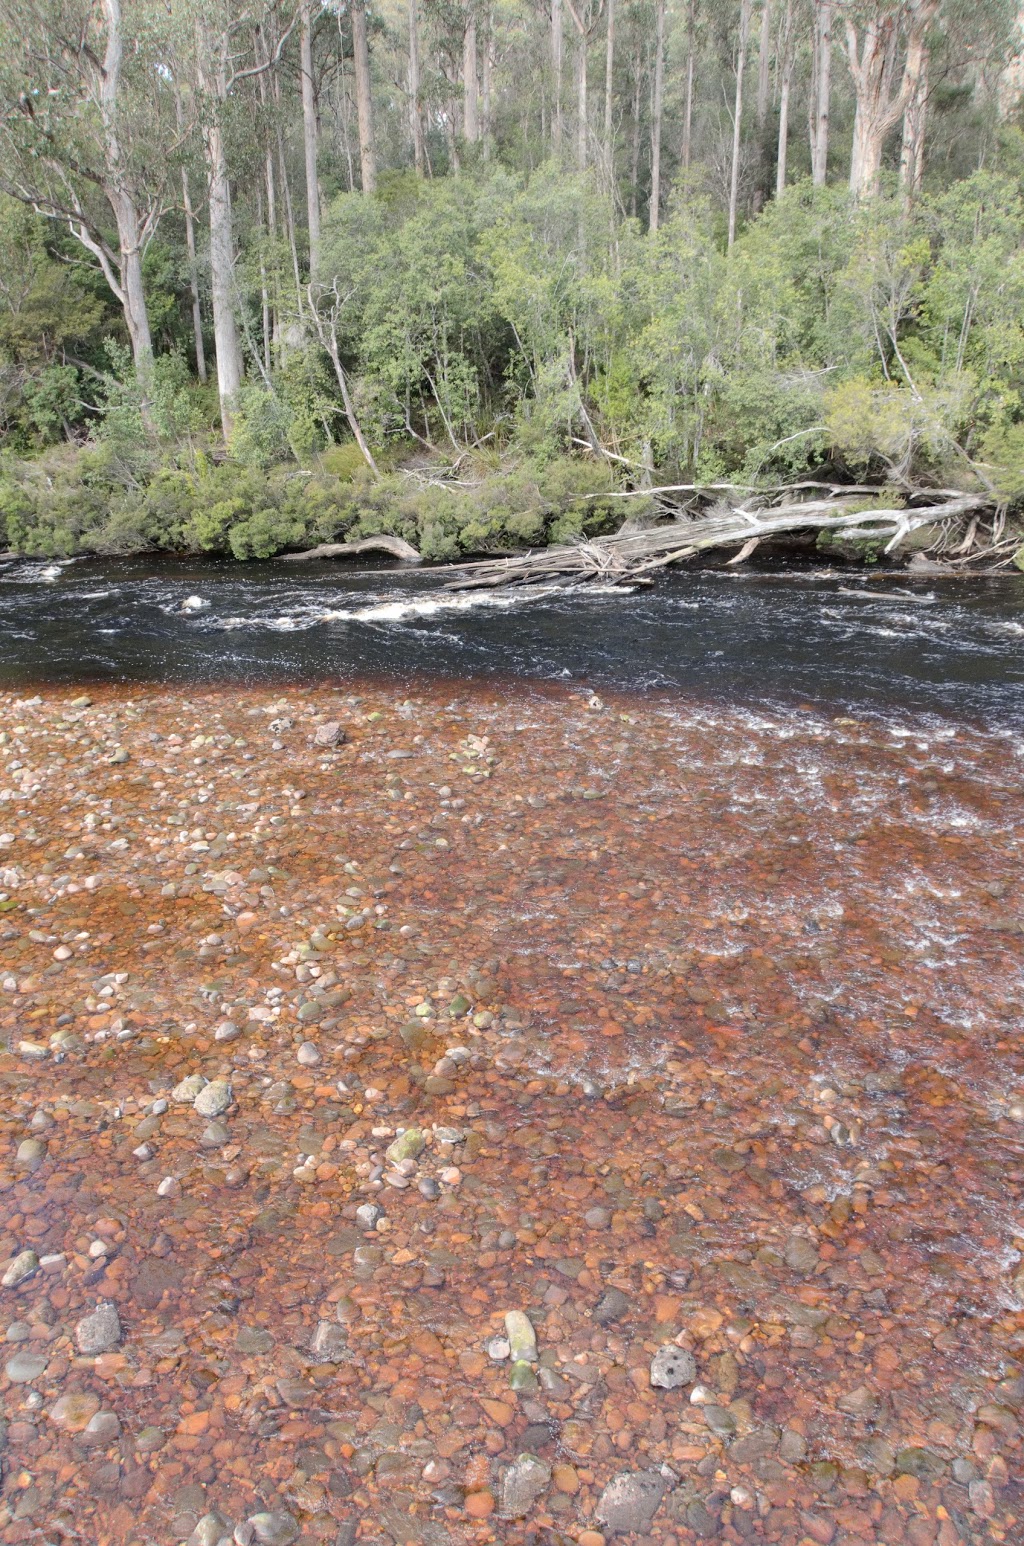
0,553 -> 1022,724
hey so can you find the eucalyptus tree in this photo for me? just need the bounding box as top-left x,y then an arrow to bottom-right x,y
0,0 -> 175,380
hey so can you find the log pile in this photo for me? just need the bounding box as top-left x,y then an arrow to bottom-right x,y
445,487 -> 993,591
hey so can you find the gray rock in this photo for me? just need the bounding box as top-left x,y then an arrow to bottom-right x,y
593,1287 -> 630,1325
247,1511 -> 299,1546
584,1206 -> 611,1229
80,1410 -> 121,1446
314,722 -> 346,747
504,1309 -> 537,1362
5,1349 -> 47,1384
15,1138 -> 45,1169
703,1404 -> 737,1437
784,1234 -> 820,1275
189,1512 -> 231,1546
650,1344 -> 696,1390
296,1041 -> 321,1067
595,1470 -> 671,1534
201,1120 -> 230,1148
214,1021 -> 240,1043
310,1320 -> 347,1363
194,1080 -> 232,1118
779,1428 -> 808,1463
172,1074 -> 207,1103
417,1177 -> 440,1199
134,1424 -> 166,1453
355,1203 -> 383,1230
497,1453 -> 551,1519
1,1249 -> 38,1288
75,1301 -> 121,1355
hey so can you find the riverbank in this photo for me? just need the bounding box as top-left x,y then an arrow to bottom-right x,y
0,680 -> 1022,1544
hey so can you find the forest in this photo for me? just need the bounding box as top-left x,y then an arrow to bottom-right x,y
1,0 -> 1024,562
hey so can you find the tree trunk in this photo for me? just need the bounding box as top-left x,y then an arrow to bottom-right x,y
95,0 -> 154,379
649,0 -> 665,230
182,167 -> 207,383
351,0 -> 377,193
604,0 -> 615,181
576,26 -> 588,167
682,0 -> 695,171
775,0 -> 794,197
728,0 -> 751,249
899,2 -> 936,197
552,0 -> 564,152
196,23 -> 243,438
809,0 -> 832,185
300,0 -> 320,277
463,15 -> 479,141
756,0 -> 772,128
482,9 -> 492,155
845,10 -> 904,199
629,49 -> 642,215
408,0 -> 425,172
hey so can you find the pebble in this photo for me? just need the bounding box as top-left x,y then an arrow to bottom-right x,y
74,1300 -> 121,1355
1,1249 -> 38,1288
194,1079 -> 232,1117
497,1453 -> 551,1518
595,1470 -> 671,1535
313,721 -> 346,746
650,1343 -> 697,1390
172,1073 -> 207,1103
201,1119 -> 230,1147
14,1137 -> 45,1168
310,1320 -> 347,1363
48,1391 -> 101,1431
246,1511 -> 299,1546
504,1309 -> 537,1362
385,1127 -> 425,1164
80,1409 -> 121,1446
4,1349 -> 47,1383
296,1040 -> 321,1066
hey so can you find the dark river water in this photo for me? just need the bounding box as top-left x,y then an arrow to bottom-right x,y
1,552 -> 1022,725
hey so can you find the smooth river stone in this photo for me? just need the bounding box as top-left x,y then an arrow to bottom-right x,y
5,1349 -> 47,1384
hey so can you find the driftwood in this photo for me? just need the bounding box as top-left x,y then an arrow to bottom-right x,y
283,535 -> 422,563
446,489 -> 992,591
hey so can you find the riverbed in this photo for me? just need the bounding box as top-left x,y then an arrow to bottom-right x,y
0,564 -> 1021,1545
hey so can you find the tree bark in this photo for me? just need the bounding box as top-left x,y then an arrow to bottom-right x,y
552,0 -> 564,151
728,0 -> 751,250
682,0 -> 696,171
649,0 -> 665,230
408,0 -> 425,173
195,22 -> 243,438
576,24 -> 588,167
482,9 -> 492,155
351,0 -> 377,193
845,9 -> 904,198
603,0 -> 615,180
899,1 -> 937,197
182,165 -> 207,384
756,0 -> 772,128
299,0 -> 320,277
809,0 -> 831,185
95,0 -> 154,378
463,14 -> 479,141
775,0 -> 794,197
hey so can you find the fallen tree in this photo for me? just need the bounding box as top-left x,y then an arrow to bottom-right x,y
283,535 -> 422,563
446,487 -> 996,590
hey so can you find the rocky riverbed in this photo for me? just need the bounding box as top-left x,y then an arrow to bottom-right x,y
0,682 -> 1021,1546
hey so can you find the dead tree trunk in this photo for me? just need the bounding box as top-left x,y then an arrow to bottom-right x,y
776,0 -> 795,197
649,0 -> 666,231
300,0 -> 321,278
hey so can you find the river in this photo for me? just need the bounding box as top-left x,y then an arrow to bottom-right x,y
0,554 -> 1022,1542
1,553 -> 1022,727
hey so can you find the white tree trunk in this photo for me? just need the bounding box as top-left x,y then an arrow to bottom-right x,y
482,10 -> 492,154
577,26 -> 588,167
728,0 -> 751,249
604,0 -> 615,179
756,0 -> 772,127
682,0 -> 695,172
182,167 -> 207,383
899,3 -> 937,196
776,0 -> 794,197
552,0 -> 564,151
463,15 -> 479,141
845,10 -> 904,199
809,0 -> 832,185
352,0 -> 377,192
205,118 -> 243,436
300,0 -> 321,277
649,0 -> 665,230
408,0 -> 425,172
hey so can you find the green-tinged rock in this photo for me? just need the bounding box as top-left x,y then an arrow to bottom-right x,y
509,1359 -> 539,1392
386,1128 -> 425,1164
504,1309 -> 537,1362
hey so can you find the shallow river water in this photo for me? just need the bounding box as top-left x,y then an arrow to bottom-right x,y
0,558 -> 1021,1546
